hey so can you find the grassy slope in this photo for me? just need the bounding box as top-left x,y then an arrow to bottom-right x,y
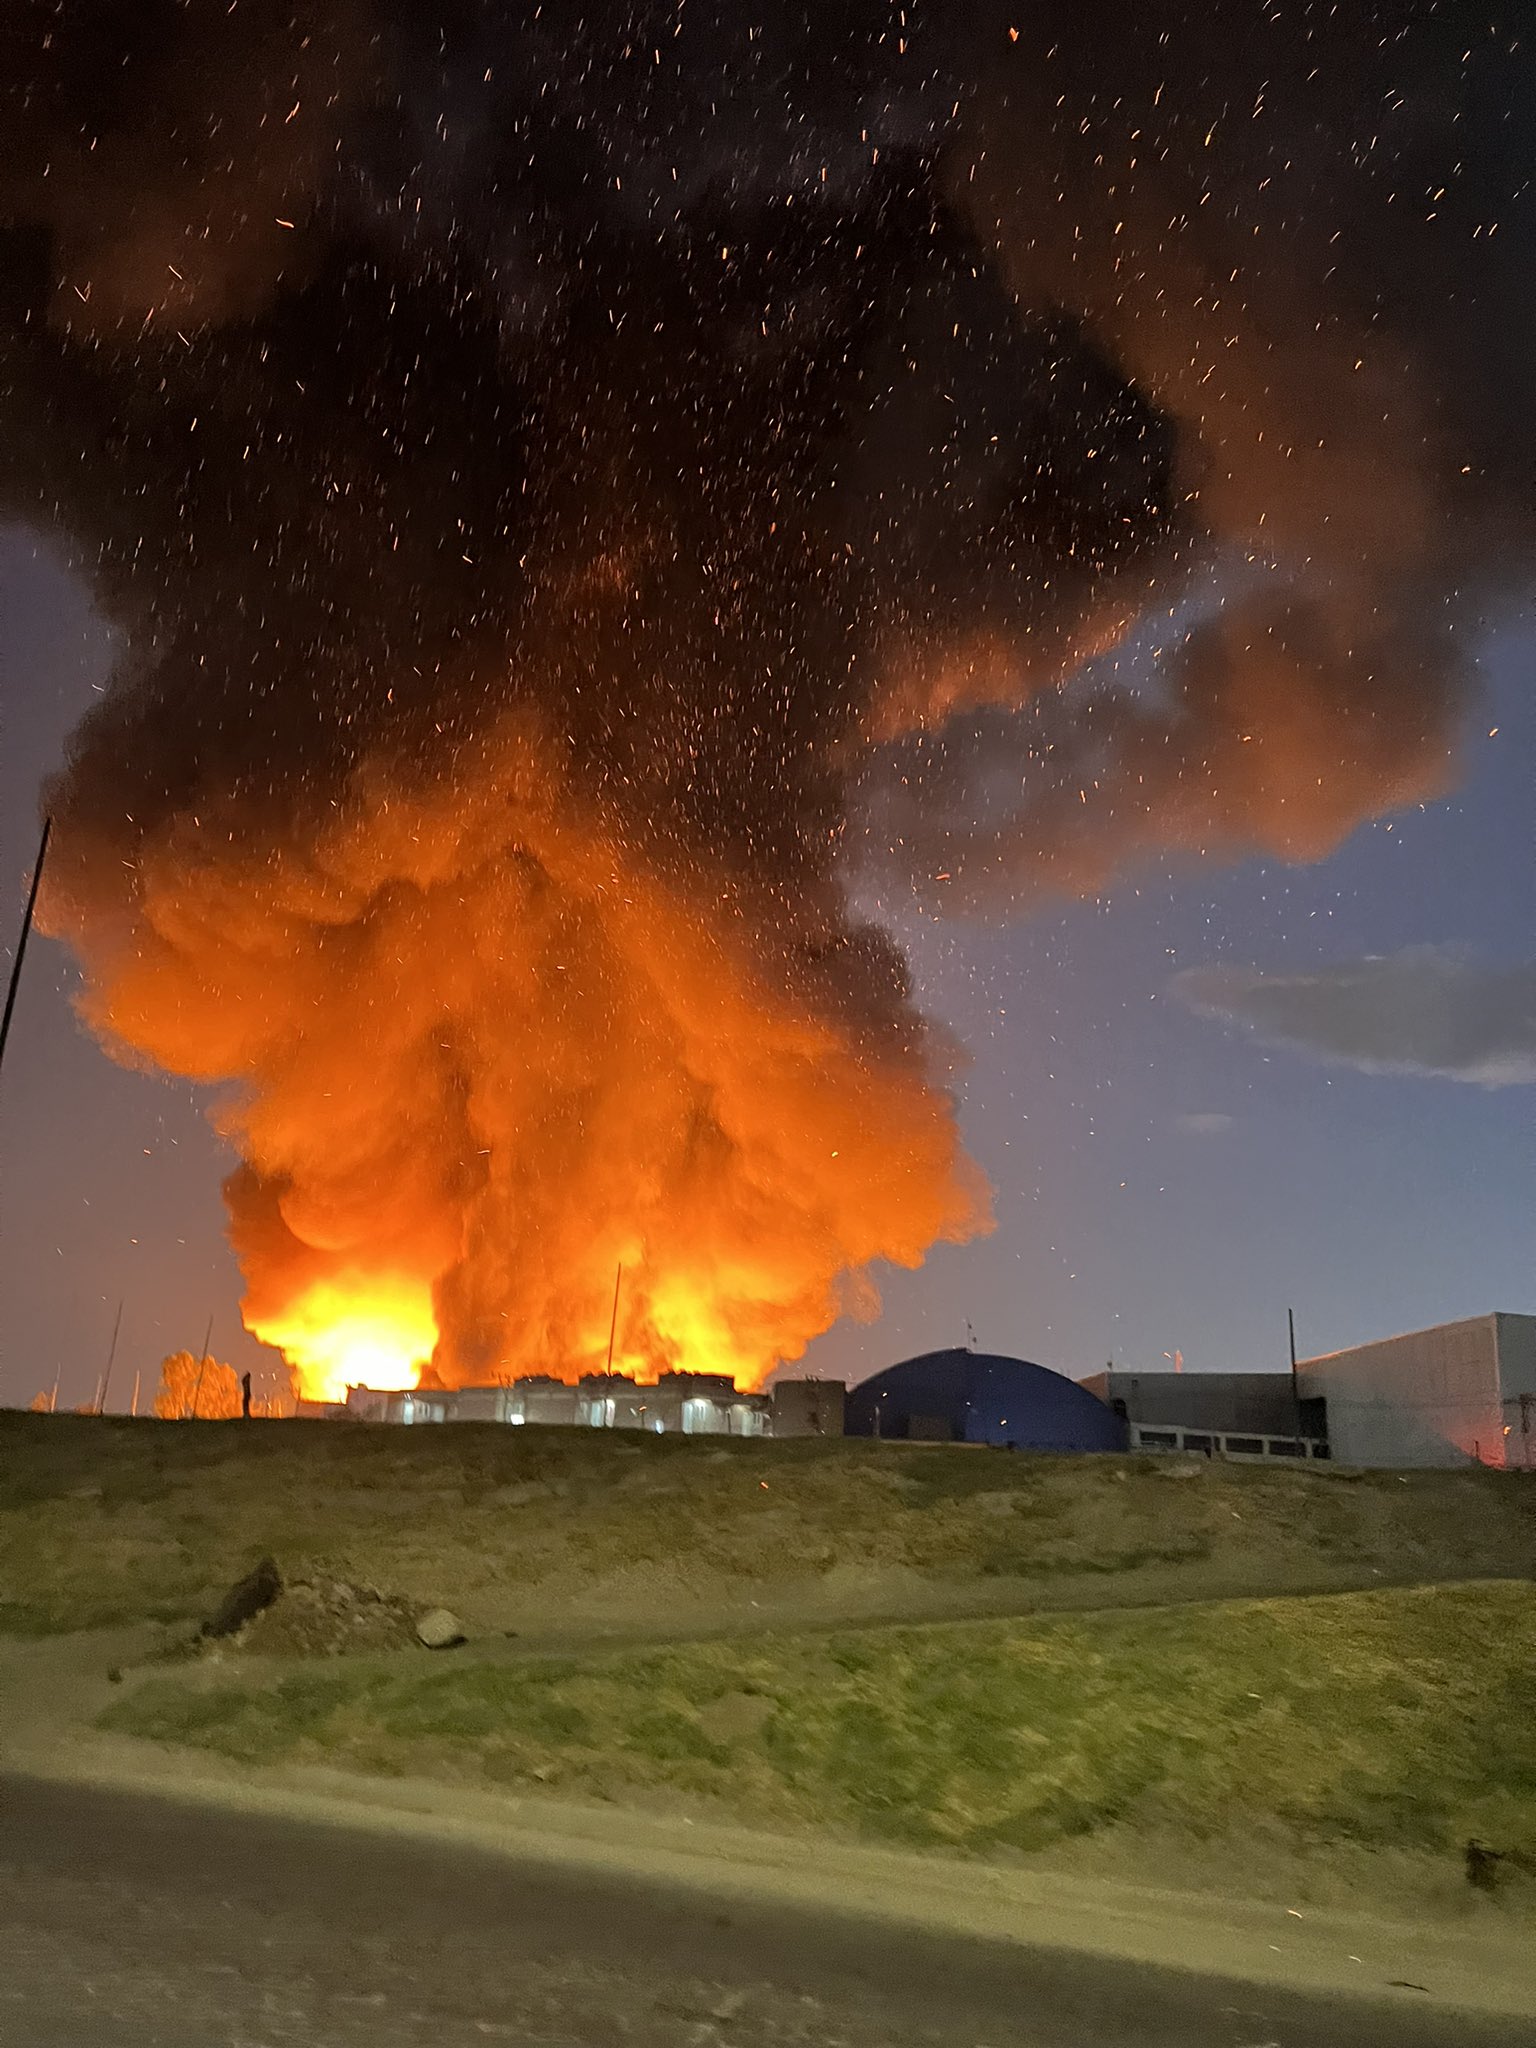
103,1582 -> 1536,1876
3,1411 -> 1535,1638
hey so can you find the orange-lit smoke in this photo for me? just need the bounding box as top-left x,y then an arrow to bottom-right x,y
53,721 -> 987,1399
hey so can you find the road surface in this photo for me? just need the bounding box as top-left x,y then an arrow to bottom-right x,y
0,1774 -> 1523,2047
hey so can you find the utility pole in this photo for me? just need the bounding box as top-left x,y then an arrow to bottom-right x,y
0,816 -> 51,1080
189,1313 -> 215,1418
96,1299 -> 124,1415
130,1370 -> 141,1419
1288,1307 -> 1303,1451
605,1263 -> 623,1374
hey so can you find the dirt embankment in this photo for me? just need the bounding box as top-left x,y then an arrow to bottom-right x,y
4,1410 -> 1534,1645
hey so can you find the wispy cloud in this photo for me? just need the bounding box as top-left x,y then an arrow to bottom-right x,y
1175,1111 -> 1234,1135
1171,948 -> 1536,1087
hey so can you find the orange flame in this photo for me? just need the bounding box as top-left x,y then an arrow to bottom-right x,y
51,718 -> 991,1399
245,1273 -> 438,1406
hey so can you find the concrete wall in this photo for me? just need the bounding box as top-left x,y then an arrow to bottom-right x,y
1297,1317 -> 1506,1467
772,1378 -> 847,1437
1083,1371 -> 1298,1437
1495,1314 -> 1536,1470
451,1386 -> 518,1423
517,1379 -> 580,1426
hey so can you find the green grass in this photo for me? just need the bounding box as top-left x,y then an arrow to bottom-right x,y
101,1582 -> 1536,1870
4,1409 -> 1535,1638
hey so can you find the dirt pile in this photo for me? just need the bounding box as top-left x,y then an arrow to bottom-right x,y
225,1574 -> 430,1658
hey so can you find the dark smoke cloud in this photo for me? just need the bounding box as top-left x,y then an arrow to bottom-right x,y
862,1 -> 1536,904
10,6 -> 1528,891
0,3 -> 1531,1377
1173,951 -> 1536,1088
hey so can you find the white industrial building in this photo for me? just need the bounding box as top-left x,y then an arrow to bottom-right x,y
1296,1313 -> 1536,1469
336,1370 -> 773,1436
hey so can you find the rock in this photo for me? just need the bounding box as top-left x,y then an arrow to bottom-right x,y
416,1607 -> 467,1649
202,1557 -> 283,1638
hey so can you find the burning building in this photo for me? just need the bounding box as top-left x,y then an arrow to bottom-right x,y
3,5 -> 1531,1404
336,1371 -> 771,1436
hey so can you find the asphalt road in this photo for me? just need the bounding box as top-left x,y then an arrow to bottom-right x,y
0,1775 -> 1524,2048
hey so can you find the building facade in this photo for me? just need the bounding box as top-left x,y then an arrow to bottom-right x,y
341,1371 -> 771,1436
1079,1370 -> 1306,1437
1296,1313 -> 1536,1468
1078,1369 -> 1327,1460
770,1377 -> 847,1437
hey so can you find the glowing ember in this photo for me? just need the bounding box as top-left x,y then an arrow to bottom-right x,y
246,1274 -> 438,1406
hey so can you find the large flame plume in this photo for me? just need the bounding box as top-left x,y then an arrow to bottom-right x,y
3,3 -> 1532,1397
54,723 -> 983,1395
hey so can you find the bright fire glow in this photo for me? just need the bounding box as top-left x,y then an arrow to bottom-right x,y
247,1273 -> 439,1405
59,725 -> 988,1401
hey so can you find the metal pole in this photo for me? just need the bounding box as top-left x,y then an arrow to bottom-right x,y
97,1299 -> 124,1415
189,1313 -> 215,1418
1288,1307 -> 1303,1451
0,816 -> 52,1079
605,1262 -> 622,1375
130,1370 -> 141,1419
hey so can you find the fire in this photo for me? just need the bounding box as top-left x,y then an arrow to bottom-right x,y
48,720 -> 989,1400
246,1273 -> 438,1406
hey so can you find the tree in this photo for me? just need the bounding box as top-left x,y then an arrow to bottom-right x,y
151,1349 -> 242,1420
27,1390 -> 51,1413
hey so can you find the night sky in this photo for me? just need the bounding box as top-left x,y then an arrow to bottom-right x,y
1,5 -> 1532,1409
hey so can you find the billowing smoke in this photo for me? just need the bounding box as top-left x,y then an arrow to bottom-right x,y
2,4 -> 1530,1395
865,2 -> 1536,902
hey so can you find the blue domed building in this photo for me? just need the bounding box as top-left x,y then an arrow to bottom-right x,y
845,1348 -> 1127,1452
